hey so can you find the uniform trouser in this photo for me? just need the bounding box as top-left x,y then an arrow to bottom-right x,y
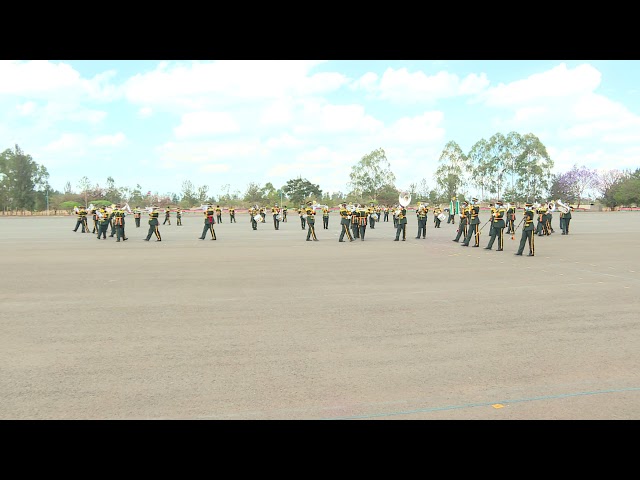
201,223 -> 216,239
282,214 -> 287,222
146,224 -> 161,240
486,226 -> 504,249
230,215 -> 236,223
177,217 -> 182,225
384,213 -> 389,221
358,224 -> 366,240
163,217 -> 170,224
97,223 -> 109,238
536,222 -> 545,235
110,223 -> 116,236
273,216 -> 280,230
217,215 -> 222,224
251,219 -> 257,230
339,222 -> 353,241
92,219 -> 98,233
369,217 -> 375,229
306,221 -> 317,240
135,217 -> 141,227
454,223 -> 467,241
448,214 -> 455,224
351,222 -> 359,238
323,217 -> 329,229
506,219 -> 514,233
300,218 -> 306,229
116,225 -> 125,241
563,219 -> 571,234
395,224 -> 406,240
463,223 -> 479,246
416,220 -> 426,238
434,218 -> 441,228
74,219 -> 85,232
517,229 -> 534,255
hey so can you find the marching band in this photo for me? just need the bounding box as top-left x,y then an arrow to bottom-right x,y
69,196 -> 574,256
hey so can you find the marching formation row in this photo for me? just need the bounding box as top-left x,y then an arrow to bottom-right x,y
70,197 -> 574,257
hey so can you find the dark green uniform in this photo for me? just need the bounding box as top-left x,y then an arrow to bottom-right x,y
97,208 -> 109,239
515,207 -> 535,256
357,207 -> 367,240
322,207 -> 330,229
350,207 -> 359,239
338,205 -> 354,242
461,201 -> 480,247
305,206 -> 317,241
394,207 -> 407,241
144,209 -> 161,241
73,207 -> 88,232
416,206 -> 427,239
485,203 -> 506,251
113,208 -> 127,242
229,208 -> 236,223
163,208 -> 171,225
200,206 -> 217,240
453,203 -> 469,242
505,205 -> 516,234
176,208 -> 182,226
560,208 -> 572,234
133,207 -> 142,228
216,206 -> 223,224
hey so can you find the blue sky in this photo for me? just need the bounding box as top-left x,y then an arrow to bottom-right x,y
1,60 -> 638,198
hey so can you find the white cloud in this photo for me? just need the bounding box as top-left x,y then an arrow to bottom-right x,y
355,67 -> 490,103
174,111 -> 240,139
16,101 -> 37,116
482,63 -> 601,108
138,106 -> 153,117
91,132 -> 126,147
200,164 -> 231,173
43,133 -> 86,153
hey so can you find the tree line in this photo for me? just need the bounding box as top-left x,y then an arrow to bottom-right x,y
1,133 -> 639,213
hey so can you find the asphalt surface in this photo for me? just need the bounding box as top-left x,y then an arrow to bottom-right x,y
1,211 -> 638,419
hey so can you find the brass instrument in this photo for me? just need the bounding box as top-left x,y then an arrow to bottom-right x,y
399,191 -> 411,208
556,200 -> 570,214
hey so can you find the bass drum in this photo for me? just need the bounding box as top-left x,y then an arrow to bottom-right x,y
438,213 -> 447,222
275,214 -> 281,221
253,214 -> 262,222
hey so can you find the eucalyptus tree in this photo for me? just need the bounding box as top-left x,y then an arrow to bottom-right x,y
467,139 -> 490,201
434,141 -> 469,200
513,133 -> 554,202
77,176 -> 92,207
347,148 -> 396,203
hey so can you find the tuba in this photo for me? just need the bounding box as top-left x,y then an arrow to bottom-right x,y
556,200 -> 570,214
398,191 -> 411,207
548,200 -> 556,212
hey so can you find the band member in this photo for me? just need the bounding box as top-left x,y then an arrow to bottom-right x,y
357,204 -> 368,241
485,200 -> 506,251
515,203 -> 535,256
544,204 -> 554,234
448,196 -> 459,224
250,206 -> 259,230
144,207 -> 162,241
215,205 -> 222,224
394,205 -> 407,241
461,198 -> 480,247
351,205 -> 360,239
200,204 -> 217,240
72,205 -> 89,232
338,203 -> 354,242
133,206 -> 142,228
433,206 -> 443,228
113,204 -> 128,242
108,207 -> 117,237
282,205 -> 287,222
259,206 -> 266,223
376,205 -> 382,222
393,207 -> 399,228
560,206 -> 572,234
415,204 -> 427,239
535,203 -> 548,236
96,207 -> 110,239
505,203 -> 516,234
175,207 -> 182,226
163,207 -> 171,225
322,206 -> 330,229
272,203 -> 281,230
90,206 -> 99,233
383,206 -> 389,222
453,201 -> 469,242
367,204 -> 375,229
229,206 -> 236,223
305,202 -> 318,241
298,206 -> 306,229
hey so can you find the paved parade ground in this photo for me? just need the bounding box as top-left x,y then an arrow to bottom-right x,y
1,210 -> 639,420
